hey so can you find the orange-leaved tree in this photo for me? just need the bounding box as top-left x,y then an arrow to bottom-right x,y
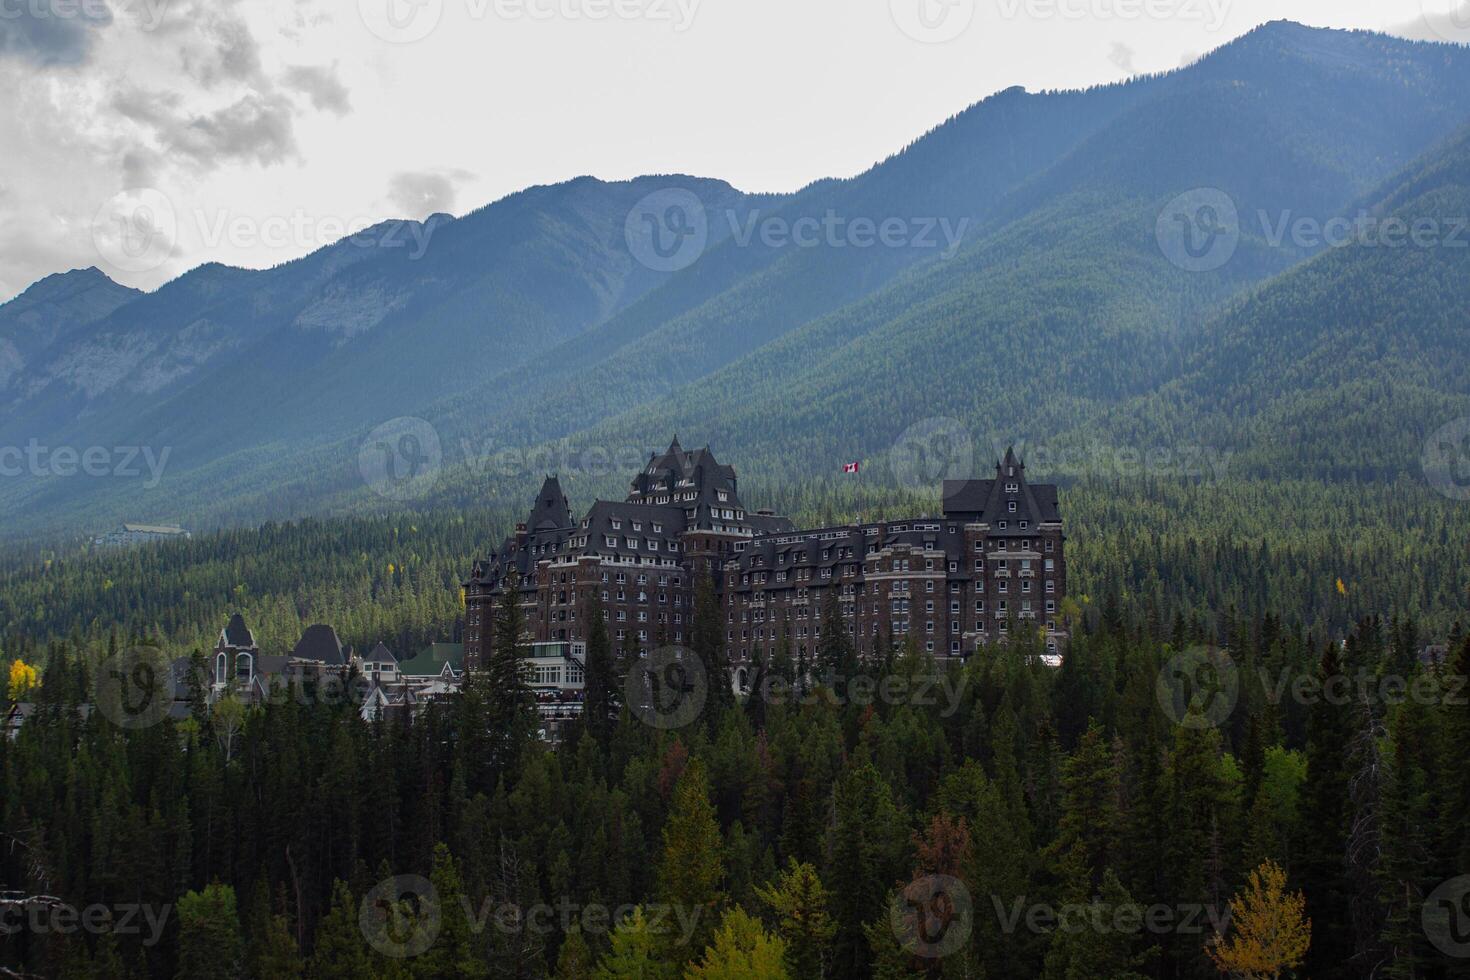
1209,859 -> 1311,979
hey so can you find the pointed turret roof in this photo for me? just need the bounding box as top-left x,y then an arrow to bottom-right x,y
220,613 -> 256,650
940,447 -> 1061,532
527,475 -> 574,531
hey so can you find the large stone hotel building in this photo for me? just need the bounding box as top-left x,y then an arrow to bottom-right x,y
463,438 -> 1067,682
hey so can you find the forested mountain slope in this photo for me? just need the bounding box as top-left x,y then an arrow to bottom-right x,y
4,22 -> 1470,539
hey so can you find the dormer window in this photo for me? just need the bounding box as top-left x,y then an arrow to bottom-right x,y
1008,501 -> 1017,513
1006,482 -> 1019,493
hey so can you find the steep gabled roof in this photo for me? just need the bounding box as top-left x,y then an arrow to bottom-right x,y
941,447 -> 1061,533
292,625 -> 347,665
221,613 -> 255,649
365,642 -> 397,665
527,475 -> 574,531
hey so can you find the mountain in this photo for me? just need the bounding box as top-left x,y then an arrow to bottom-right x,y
1087,122 -> 1470,481
0,268 -> 140,394
3,22 -> 1470,540
470,22 -> 1470,497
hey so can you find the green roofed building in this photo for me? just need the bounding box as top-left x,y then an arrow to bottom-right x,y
399,643 -> 463,682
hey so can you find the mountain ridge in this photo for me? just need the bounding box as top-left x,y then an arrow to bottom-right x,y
3,22 -> 1470,540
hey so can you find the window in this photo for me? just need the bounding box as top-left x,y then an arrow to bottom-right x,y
1008,501 -> 1017,513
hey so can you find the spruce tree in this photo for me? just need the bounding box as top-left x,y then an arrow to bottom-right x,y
1299,643 -> 1354,979
595,908 -> 678,980
693,573 -> 733,731
175,881 -> 243,980
310,881 -> 379,980
827,761 -> 907,980
417,843 -> 488,979
755,859 -> 836,978
486,571 -> 537,785
554,926 -> 595,979
582,606 -> 618,749
657,758 -> 725,962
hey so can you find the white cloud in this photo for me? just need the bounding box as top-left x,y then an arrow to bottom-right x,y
387,170 -> 474,219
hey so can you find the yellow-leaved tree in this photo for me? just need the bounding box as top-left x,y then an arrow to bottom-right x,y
7,659 -> 38,701
1209,859 -> 1311,979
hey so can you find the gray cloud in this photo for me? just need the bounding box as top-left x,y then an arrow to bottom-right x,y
1389,2 -> 1470,41
284,64 -> 350,115
388,171 -> 473,219
185,91 -> 297,165
0,0 -> 112,65
112,85 -> 297,167
1108,42 -> 1136,75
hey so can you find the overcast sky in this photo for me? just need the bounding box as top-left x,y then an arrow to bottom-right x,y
0,0 -> 1463,300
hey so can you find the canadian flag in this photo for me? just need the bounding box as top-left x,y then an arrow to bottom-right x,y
843,462 -> 861,474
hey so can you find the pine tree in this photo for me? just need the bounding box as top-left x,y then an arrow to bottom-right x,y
175,881 -> 243,980
1042,869 -> 1153,980
693,573 -> 733,730
582,606 -> 618,750
1047,719 -> 1120,893
1442,636 -> 1470,875
417,843 -> 488,979
554,926 -> 595,979
1377,700 -> 1436,978
686,907 -> 791,980
755,859 -> 836,978
1298,644 -> 1354,979
657,758 -> 725,961
816,589 -> 859,681
486,570 -> 537,785
595,908 -> 678,980
827,761 -> 907,980
310,881 -> 377,980
246,881 -> 302,980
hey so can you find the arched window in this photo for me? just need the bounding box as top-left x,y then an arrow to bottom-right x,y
215,653 -> 226,685
235,652 -> 254,683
